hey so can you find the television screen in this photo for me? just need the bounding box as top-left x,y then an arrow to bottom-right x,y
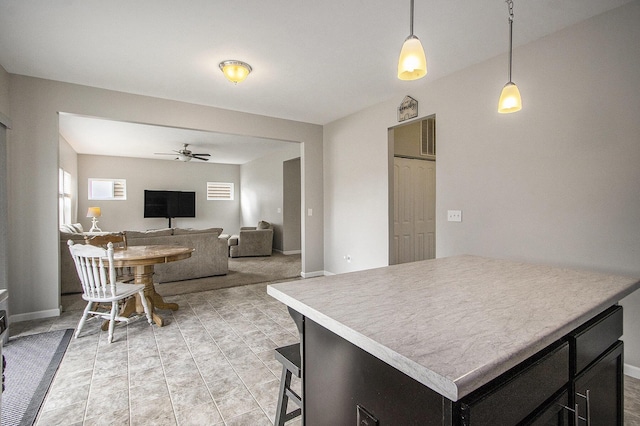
144,190 -> 196,218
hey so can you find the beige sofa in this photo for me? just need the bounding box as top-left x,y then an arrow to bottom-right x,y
60,226 -> 229,294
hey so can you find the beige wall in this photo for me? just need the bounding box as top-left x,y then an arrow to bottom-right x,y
77,155 -> 241,233
283,157 -> 302,253
240,143 -> 301,251
0,65 -> 9,297
6,76 -> 323,320
324,3 -> 640,370
0,64 -> 8,115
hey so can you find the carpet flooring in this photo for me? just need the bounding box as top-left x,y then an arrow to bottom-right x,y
156,252 -> 302,297
1,329 -> 73,426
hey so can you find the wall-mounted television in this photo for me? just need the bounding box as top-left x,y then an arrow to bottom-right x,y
144,190 -> 196,225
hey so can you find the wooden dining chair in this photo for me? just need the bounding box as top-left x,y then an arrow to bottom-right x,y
84,233 -> 133,282
68,240 -> 152,343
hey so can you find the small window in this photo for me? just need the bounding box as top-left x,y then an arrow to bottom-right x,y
59,168 -> 72,225
88,178 -> 127,200
207,182 -> 234,201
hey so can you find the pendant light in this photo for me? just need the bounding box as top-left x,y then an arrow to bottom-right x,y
397,0 -> 427,81
498,0 -> 522,113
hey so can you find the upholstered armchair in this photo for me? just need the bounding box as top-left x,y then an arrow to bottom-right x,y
228,221 -> 274,257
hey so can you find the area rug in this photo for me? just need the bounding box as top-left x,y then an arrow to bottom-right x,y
1,329 -> 73,426
156,252 -> 302,297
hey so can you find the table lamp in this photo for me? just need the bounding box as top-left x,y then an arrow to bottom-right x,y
86,207 -> 102,232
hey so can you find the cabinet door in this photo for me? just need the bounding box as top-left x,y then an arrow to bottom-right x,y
573,341 -> 623,426
526,391 -> 569,425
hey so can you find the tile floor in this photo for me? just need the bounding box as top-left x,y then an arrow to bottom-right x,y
9,283 -> 640,425
11,283 -> 302,426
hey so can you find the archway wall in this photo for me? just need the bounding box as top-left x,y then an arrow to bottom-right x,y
6,75 -> 323,319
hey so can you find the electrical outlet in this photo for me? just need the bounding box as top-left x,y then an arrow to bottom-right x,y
447,210 -> 462,222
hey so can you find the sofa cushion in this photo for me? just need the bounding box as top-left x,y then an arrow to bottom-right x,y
59,224 -> 75,233
228,235 -> 239,246
60,223 -> 84,234
257,220 -> 271,230
124,229 -> 174,238
173,227 -> 222,237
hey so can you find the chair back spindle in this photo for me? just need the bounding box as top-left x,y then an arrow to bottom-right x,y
84,233 -> 133,283
70,242 -> 117,299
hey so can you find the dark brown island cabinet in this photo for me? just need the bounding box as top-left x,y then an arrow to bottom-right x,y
268,256 -> 637,426
300,305 -> 623,426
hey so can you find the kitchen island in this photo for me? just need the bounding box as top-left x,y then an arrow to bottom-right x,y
267,255 -> 640,425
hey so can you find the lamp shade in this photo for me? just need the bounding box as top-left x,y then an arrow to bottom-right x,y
498,82 -> 522,113
219,60 -> 252,84
86,207 -> 101,218
397,35 -> 427,81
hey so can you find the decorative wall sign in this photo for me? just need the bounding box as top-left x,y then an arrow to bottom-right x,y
398,96 -> 418,122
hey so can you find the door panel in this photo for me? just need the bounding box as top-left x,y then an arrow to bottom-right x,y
393,157 -> 435,264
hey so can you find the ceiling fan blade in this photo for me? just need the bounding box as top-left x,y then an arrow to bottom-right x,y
192,156 -> 209,161
191,153 -> 211,157
154,152 -> 176,155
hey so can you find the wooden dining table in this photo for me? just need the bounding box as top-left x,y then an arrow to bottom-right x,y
111,244 -> 194,327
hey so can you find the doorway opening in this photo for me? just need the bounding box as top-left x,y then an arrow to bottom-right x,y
388,115 -> 436,265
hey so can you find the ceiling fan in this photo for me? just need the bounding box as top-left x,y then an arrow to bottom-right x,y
154,143 -> 211,162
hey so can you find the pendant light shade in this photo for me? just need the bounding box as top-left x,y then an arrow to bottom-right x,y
498,0 -> 522,113
219,60 -> 252,84
397,0 -> 427,81
498,82 -> 522,113
398,35 -> 427,80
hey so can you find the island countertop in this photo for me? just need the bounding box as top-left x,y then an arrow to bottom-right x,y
267,255 -> 640,402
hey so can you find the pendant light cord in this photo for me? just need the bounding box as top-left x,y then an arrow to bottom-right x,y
507,0 -> 514,83
409,0 -> 415,36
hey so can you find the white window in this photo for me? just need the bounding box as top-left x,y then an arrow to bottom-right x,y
207,182 -> 234,201
59,168 -> 72,225
88,178 -> 127,200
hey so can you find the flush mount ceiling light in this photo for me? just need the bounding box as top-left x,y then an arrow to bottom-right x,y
219,60 -> 252,84
498,0 -> 522,113
397,0 -> 427,81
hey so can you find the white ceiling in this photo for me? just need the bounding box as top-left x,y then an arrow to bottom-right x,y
58,113 -> 297,164
1,0 -> 632,160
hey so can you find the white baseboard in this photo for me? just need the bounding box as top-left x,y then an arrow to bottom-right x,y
625,363 -> 640,379
10,307 -> 61,323
301,270 -> 328,278
273,249 -> 302,255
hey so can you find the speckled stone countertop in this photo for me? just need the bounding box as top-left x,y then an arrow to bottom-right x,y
267,255 -> 640,402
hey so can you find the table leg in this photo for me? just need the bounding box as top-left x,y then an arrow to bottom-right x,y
152,293 -> 179,311
133,265 -> 178,327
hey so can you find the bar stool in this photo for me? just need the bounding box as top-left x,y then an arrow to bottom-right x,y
274,343 -> 302,425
